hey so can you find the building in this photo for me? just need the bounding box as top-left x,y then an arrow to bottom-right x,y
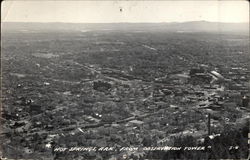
242,96 -> 249,107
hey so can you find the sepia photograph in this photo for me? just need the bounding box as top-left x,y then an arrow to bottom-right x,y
1,0 -> 249,159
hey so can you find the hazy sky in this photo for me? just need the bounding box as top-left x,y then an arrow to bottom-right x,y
2,0 -> 249,23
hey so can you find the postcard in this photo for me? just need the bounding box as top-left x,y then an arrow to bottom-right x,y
1,0 -> 249,159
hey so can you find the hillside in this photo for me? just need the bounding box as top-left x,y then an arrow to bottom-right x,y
2,21 -> 249,33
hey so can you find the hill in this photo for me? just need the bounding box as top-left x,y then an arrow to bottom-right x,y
2,21 -> 249,34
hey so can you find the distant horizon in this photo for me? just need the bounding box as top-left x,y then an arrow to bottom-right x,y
3,20 -> 248,34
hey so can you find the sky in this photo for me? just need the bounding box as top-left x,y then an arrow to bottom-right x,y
1,0 -> 249,23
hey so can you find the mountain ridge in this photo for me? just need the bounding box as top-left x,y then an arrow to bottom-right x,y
2,21 -> 249,33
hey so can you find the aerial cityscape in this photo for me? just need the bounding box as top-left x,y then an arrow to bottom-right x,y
1,1 -> 249,159
1,21 -> 249,159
